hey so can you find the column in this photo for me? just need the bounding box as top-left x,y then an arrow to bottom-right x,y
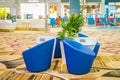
70,0 -> 80,15
45,0 -> 48,32
104,2 -> 109,18
57,0 -> 61,16
100,0 -> 105,17
10,7 -> 16,15
15,0 -> 20,17
100,0 -> 109,18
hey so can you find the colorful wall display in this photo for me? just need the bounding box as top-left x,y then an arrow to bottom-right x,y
50,5 -> 57,18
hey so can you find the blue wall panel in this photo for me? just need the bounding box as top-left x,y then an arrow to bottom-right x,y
105,0 -> 120,2
70,0 -> 80,15
61,0 -> 69,2
86,0 -> 101,2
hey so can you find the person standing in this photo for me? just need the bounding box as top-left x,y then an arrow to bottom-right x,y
63,13 -> 68,23
56,15 -> 60,27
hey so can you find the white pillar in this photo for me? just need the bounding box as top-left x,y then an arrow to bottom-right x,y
15,0 -> 20,17
100,0 -> 105,17
57,0 -> 61,16
45,0 -> 48,32
10,7 -> 16,15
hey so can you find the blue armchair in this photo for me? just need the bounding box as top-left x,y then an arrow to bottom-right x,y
93,42 -> 100,57
54,38 -> 62,58
78,33 -> 88,37
22,39 -> 55,72
78,33 -> 100,57
63,39 -> 96,75
109,21 -> 116,27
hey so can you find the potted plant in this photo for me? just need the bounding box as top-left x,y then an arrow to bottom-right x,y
57,14 -> 84,64
6,13 -> 14,22
58,14 -> 84,40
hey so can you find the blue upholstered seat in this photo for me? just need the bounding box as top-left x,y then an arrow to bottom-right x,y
93,42 -> 100,57
78,33 -> 100,57
78,33 -> 88,37
22,39 -> 54,72
54,38 -> 62,58
63,39 -> 96,75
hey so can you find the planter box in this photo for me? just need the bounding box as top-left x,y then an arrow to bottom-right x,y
74,37 -> 97,50
0,20 -> 16,31
60,41 -> 66,64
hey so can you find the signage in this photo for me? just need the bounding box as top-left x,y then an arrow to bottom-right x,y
28,0 -> 39,2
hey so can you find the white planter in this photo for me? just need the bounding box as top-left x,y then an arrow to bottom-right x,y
0,20 -> 16,30
74,37 -> 97,50
60,41 -> 66,64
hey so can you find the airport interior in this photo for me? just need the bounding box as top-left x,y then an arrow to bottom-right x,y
0,0 -> 120,80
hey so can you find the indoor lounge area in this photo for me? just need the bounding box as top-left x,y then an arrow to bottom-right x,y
0,0 -> 120,80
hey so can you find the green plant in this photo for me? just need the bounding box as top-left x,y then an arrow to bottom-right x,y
6,13 -> 13,20
58,14 -> 84,41
0,9 -> 6,19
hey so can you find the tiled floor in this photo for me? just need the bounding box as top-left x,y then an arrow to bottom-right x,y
0,28 -> 120,80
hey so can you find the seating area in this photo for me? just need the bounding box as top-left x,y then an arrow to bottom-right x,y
0,0 -> 120,79
22,33 -> 100,75
0,30 -> 120,80
89,17 -> 120,27
95,18 -> 108,27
